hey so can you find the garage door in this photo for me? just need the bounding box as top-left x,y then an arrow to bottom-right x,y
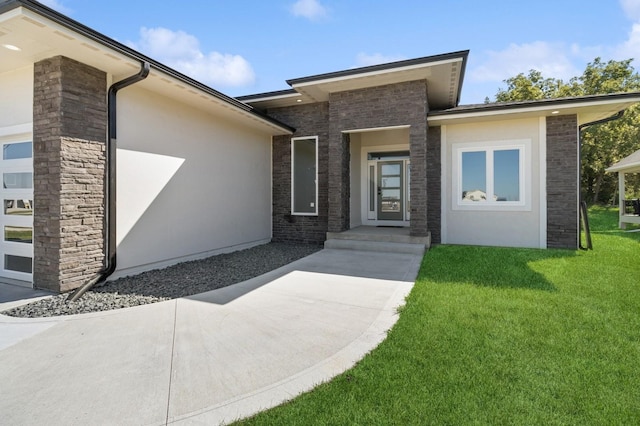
0,139 -> 33,283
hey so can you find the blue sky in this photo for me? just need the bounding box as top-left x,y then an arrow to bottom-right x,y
40,0 -> 640,104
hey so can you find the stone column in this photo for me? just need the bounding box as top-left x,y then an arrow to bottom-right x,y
546,114 -> 579,249
409,111 -> 428,238
327,131 -> 350,233
33,56 -> 107,292
426,126 -> 441,243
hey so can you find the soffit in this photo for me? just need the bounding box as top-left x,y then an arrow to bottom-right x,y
292,58 -> 463,110
427,96 -> 640,126
0,7 -> 136,78
242,54 -> 467,110
0,6 -> 293,135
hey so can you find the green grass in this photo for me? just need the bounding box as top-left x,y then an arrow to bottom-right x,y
238,208 -> 640,425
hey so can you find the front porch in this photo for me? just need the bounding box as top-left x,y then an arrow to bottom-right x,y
325,226 -> 431,255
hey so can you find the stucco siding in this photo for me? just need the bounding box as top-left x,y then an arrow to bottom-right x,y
114,87 -> 272,277
0,66 -> 32,131
443,117 -> 543,248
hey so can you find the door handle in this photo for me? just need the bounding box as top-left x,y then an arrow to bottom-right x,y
377,186 -> 382,196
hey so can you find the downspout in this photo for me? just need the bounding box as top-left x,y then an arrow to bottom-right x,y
68,62 -> 150,302
577,110 -> 625,250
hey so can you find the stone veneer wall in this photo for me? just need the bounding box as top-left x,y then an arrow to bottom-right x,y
426,126 -> 441,243
328,80 -> 429,235
33,56 -> 107,292
267,102 -> 329,244
546,114 -> 579,249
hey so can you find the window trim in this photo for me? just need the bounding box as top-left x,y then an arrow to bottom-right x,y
453,139 -> 531,211
291,136 -> 319,216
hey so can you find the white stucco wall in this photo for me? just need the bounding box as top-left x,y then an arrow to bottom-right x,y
442,117 -> 545,248
0,66 -> 33,134
114,87 -> 273,276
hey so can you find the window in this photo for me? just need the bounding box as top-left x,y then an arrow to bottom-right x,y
4,254 -> 32,274
3,172 -> 32,189
3,142 -> 32,160
454,141 -> 528,210
291,136 -> 318,215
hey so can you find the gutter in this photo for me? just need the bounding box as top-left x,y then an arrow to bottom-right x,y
68,62 -> 150,302
577,110 -> 625,250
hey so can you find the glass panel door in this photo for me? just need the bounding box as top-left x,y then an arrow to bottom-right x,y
0,140 -> 33,282
377,161 -> 403,221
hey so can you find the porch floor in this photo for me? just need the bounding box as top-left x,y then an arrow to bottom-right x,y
325,226 -> 430,255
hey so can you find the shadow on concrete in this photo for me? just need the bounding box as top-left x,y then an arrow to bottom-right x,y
0,283 -> 54,304
185,249 -> 421,305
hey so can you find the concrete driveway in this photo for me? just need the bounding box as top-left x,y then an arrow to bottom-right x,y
0,248 -> 420,425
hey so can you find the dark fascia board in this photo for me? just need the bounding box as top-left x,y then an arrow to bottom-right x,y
429,92 -> 640,117
0,0 -> 295,133
286,49 -> 470,86
236,88 -> 299,101
456,52 -> 469,106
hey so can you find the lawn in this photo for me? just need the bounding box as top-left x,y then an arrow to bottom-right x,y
238,207 -> 640,425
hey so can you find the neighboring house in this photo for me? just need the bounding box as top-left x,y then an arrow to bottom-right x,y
1,0 -> 640,292
606,149 -> 640,228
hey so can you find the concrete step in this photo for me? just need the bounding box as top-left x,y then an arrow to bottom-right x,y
325,228 -> 430,255
324,239 -> 427,255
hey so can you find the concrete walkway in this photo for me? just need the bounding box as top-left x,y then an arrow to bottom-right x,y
0,248 -> 420,425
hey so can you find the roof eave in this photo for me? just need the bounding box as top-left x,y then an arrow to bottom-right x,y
428,93 -> 640,125
285,50 -> 469,87
2,0 -> 294,134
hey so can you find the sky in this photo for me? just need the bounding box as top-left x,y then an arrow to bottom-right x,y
39,0 -> 640,105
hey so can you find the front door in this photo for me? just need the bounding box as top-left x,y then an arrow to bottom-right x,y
377,161 -> 403,221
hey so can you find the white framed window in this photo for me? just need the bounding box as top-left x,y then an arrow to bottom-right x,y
453,140 -> 530,211
291,136 -> 318,215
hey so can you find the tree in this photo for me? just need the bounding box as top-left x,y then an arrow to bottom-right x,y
491,58 -> 640,204
494,70 -> 574,101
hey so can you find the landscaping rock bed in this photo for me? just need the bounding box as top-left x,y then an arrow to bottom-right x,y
2,242 -> 320,318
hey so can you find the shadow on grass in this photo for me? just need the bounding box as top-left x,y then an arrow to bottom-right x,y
420,244 -> 576,292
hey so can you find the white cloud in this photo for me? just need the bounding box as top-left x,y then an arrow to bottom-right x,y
354,52 -> 407,67
615,22 -> 640,59
130,27 -> 255,87
470,41 -> 580,83
621,0 -> 640,21
39,0 -> 71,14
290,0 -> 328,21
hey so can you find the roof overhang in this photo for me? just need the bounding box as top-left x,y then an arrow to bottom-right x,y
0,0 -> 293,135
606,149 -> 640,173
428,93 -> 640,126
240,50 -> 469,110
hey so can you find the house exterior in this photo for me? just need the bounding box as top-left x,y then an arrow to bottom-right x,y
240,73 -> 640,250
1,0 -> 640,293
0,0 -> 293,292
